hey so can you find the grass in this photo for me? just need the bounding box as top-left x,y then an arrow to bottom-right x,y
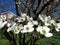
0,34 -> 9,45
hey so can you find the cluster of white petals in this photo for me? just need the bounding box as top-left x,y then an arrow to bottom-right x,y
55,23 -> 60,32
0,13 -> 60,37
21,22 -> 34,33
36,26 -> 53,37
39,14 -> 55,26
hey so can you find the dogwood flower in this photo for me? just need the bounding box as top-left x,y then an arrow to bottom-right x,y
39,15 -> 50,26
39,14 -> 46,22
36,26 -> 53,37
0,15 -> 6,21
0,20 -> 7,29
26,16 -> 33,21
7,22 -> 23,34
39,14 -> 55,26
55,23 -> 60,32
16,13 -> 27,22
16,17 -> 25,22
7,23 -> 16,32
21,24 -> 34,33
14,24 -> 23,34
50,19 -> 56,25
7,14 -> 13,19
21,13 -> 27,17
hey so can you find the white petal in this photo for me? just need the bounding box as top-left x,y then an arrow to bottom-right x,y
43,26 -> 50,33
45,22 -> 50,26
36,26 -> 42,32
57,23 -> 60,27
21,30 -> 27,33
21,13 -> 27,17
50,20 -> 55,24
8,14 -> 13,19
0,20 -> 3,26
48,16 -> 51,20
32,20 -> 38,25
7,28 -> 12,32
26,16 -> 33,21
45,33 -> 53,37
55,28 -> 60,32
28,28 -> 34,32
28,21 -> 33,26
0,21 -> 7,29
39,15 -> 44,22
2,21 -> 7,25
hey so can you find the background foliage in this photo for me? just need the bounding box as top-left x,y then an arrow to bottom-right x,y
0,30 -> 60,45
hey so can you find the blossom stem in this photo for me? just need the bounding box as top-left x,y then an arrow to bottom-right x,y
22,33 -> 26,45
19,33 -> 22,45
3,31 -> 16,45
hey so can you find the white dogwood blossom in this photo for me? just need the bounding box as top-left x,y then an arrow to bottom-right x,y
7,14 -> 13,19
55,23 -> 60,32
0,15 -> 6,21
7,23 -> 16,32
50,19 -> 56,25
39,14 -> 55,26
26,16 -> 33,21
7,22 -> 23,34
0,13 -> 60,38
21,23 -> 34,33
39,14 -> 46,22
16,13 -> 27,22
0,20 -> 7,29
36,26 -> 53,37
16,17 -> 25,22
14,24 -> 23,34
21,13 -> 27,17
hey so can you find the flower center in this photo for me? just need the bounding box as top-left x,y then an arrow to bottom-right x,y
28,18 -> 30,21
26,27 -> 29,30
16,27 -> 20,30
17,28 -> 20,30
42,29 -> 46,34
45,20 -> 49,23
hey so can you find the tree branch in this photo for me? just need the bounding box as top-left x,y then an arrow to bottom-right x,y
14,0 -> 20,16
36,0 -> 53,15
33,0 -> 41,13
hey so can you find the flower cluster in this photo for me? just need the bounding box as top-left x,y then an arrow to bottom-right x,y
0,13 -> 60,37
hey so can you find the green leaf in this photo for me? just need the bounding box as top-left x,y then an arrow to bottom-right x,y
35,37 -> 60,45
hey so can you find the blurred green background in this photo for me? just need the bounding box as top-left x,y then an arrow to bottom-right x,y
0,31 -> 60,45
0,34 -> 9,45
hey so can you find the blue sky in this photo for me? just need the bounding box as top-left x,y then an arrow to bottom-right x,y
0,0 -> 60,18
0,0 -> 16,14
53,5 -> 60,18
